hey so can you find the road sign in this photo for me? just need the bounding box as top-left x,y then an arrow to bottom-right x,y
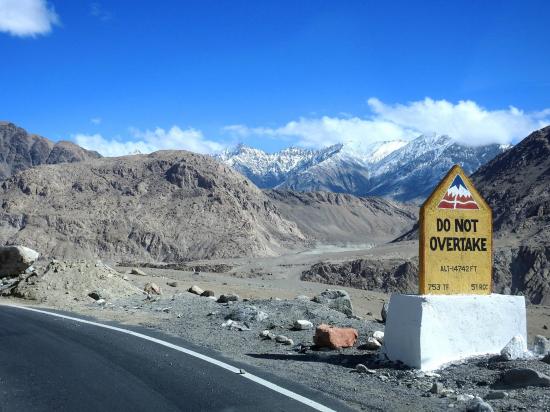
419,164 -> 492,295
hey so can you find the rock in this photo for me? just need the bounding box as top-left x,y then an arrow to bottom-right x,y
466,397 -> 494,412
312,289 -> 353,316
0,246 -> 40,277
95,298 -> 106,305
499,368 -> 550,388
221,319 -> 250,331
430,382 -> 443,394
201,290 -> 215,297
131,268 -> 147,276
372,330 -> 384,345
296,295 -> 310,301
88,291 -> 102,301
188,285 -> 204,295
544,325 -> 548,330
533,335 -> 550,355
227,305 -> 268,322
542,354 -> 550,364
484,391 -> 508,400
293,320 -> 313,330
259,330 -> 276,340
381,302 -> 389,323
355,364 -> 376,374
217,294 -> 240,303
275,335 -> 293,345
166,281 -> 178,287
144,282 -> 161,295
362,336 -> 382,350
313,324 -> 358,349
500,335 -> 527,360
456,394 -> 475,402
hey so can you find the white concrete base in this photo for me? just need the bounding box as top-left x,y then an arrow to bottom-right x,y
384,294 -> 527,371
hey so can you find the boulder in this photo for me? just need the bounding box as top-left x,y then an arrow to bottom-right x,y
313,324 -> 358,349
466,397 -> 494,412
88,291 -> 102,301
484,391 -> 508,400
533,335 -> 550,355
372,330 -> 384,345
201,290 -> 215,297
130,268 -> 147,276
430,382 -> 443,395
295,295 -> 310,301
293,320 -> 313,330
542,354 -> 550,364
500,335 -> 527,360
188,285 -> 204,295
499,368 -> 550,388
355,364 -> 375,374
166,281 -> 178,287
144,282 -> 161,295
227,305 -> 268,322
217,294 -> 240,303
362,336 -> 382,350
312,289 -> 353,316
275,335 -> 293,345
259,330 -> 276,340
0,246 -> 40,277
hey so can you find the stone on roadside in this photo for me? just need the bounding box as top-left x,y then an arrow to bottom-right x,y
144,282 -> 161,295
313,324 -> 358,349
466,397 -> 494,412
275,335 -> 293,345
296,295 -> 310,301
362,336 -> 382,350
188,285 -> 204,295
499,368 -> 550,388
0,246 -> 40,277
355,364 -> 376,374
217,294 -> 240,303
201,290 -> 215,297
293,320 -> 313,330
430,382 -> 443,394
131,268 -> 147,276
228,305 -> 268,322
533,335 -> 550,355
372,330 -> 384,345
381,301 -> 389,323
88,291 -> 102,301
500,335 -> 527,360
259,330 -> 276,340
312,289 -> 353,316
166,281 -> 178,287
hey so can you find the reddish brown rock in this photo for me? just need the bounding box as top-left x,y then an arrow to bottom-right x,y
313,324 -> 358,349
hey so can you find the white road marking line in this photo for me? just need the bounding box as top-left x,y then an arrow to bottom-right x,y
1,304 -> 336,412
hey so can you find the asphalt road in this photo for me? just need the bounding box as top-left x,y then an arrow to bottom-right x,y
0,305 -> 349,412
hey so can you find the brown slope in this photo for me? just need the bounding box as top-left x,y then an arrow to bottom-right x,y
266,189 -> 417,245
0,121 -> 101,179
0,151 -> 305,262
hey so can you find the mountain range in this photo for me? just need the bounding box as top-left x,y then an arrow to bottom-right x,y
216,135 -> 510,202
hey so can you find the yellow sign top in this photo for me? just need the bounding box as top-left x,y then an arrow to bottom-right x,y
419,164 -> 492,295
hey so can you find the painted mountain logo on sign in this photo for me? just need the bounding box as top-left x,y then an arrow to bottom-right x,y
437,175 -> 479,210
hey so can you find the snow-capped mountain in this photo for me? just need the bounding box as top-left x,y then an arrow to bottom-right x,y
215,135 -> 510,202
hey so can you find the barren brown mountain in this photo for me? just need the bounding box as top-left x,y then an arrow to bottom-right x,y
0,122 -> 101,179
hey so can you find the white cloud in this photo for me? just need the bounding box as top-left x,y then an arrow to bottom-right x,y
90,117 -> 102,125
90,2 -> 112,22
224,98 -> 550,148
0,0 -> 59,37
74,126 -> 223,157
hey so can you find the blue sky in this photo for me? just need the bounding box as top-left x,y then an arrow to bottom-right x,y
0,0 -> 549,155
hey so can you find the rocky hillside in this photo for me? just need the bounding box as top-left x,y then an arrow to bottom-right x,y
472,125 -> 550,238
0,151 -> 306,262
0,122 -> 101,179
266,190 -> 417,245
